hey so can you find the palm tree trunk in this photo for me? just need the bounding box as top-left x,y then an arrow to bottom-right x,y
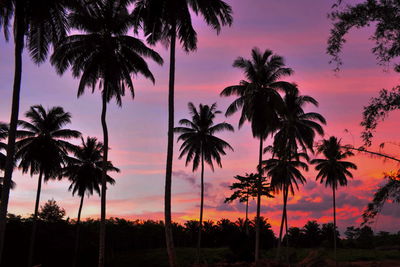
196,152 -> 205,263
245,196 -> 249,236
255,138 -> 263,263
72,194 -> 85,267
0,11 -> 25,263
276,186 -> 287,260
284,190 -> 289,265
164,22 -> 177,267
27,170 -> 44,267
98,92 -> 109,267
333,186 -> 337,263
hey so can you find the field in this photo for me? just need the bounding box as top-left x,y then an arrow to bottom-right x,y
110,247 -> 400,267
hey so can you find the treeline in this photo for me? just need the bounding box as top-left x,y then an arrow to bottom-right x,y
3,209 -> 399,267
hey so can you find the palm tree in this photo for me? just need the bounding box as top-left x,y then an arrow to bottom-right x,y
15,105 -> 80,267
51,1 -> 162,265
132,2 -> 232,265
0,1 -> 69,259
263,149 -> 309,260
220,47 -> 293,261
311,136 -> 357,262
272,87 -> 326,255
62,137 -> 119,267
175,102 -> 233,263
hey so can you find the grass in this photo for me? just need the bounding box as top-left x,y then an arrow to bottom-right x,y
110,247 -> 400,266
110,247 -> 232,267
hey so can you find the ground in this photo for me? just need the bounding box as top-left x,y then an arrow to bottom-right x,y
110,247 -> 400,267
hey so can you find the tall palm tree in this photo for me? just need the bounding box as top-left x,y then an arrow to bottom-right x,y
272,87 -> 326,255
263,149 -> 309,260
15,105 -> 81,267
51,1 -> 162,265
132,2 -> 232,265
311,136 -> 357,262
0,1 -> 69,259
175,102 -> 233,263
220,47 -> 293,261
62,137 -> 118,267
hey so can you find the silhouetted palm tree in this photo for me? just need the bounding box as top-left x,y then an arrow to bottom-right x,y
62,137 -> 118,267
263,148 -> 309,260
51,1 -> 162,265
175,102 -> 233,263
132,3 -> 232,265
272,87 -> 325,255
15,105 -> 80,267
220,47 -> 293,261
311,136 -> 357,262
0,1 -> 69,259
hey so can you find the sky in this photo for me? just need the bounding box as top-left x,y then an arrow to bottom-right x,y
1,0 -> 400,235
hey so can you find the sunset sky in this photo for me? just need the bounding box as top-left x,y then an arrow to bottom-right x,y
1,0 -> 400,235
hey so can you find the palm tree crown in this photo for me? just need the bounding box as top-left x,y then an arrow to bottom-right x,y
51,0 -> 163,104
311,136 -> 357,190
273,87 -> 326,157
132,0 -> 233,51
63,137 -> 118,198
263,151 -> 309,196
221,47 -> 294,138
0,0 -> 69,62
175,102 -> 234,171
16,105 -> 81,179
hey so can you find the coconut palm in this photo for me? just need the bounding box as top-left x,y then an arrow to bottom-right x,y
62,137 -> 118,267
311,136 -> 357,262
0,1 -> 70,258
15,105 -> 80,267
175,102 -> 233,262
51,1 -> 162,265
220,47 -> 293,261
263,149 -> 309,260
132,2 -> 232,264
272,87 -> 326,255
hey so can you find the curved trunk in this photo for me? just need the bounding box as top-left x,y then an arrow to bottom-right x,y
72,194 -> 85,267
164,22 -> 177,267
27,170 -> 44,267
255,138 -> 263,262
0,10 -> 25,263
98,92 -> 109,267
196,152 -> 205,263
333,186 -> 337,263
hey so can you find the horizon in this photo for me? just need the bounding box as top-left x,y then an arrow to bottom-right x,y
1,0 -> 400,236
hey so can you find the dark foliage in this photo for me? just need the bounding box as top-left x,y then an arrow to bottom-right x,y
328,0 -> 400,71
2,216 -> 275,266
